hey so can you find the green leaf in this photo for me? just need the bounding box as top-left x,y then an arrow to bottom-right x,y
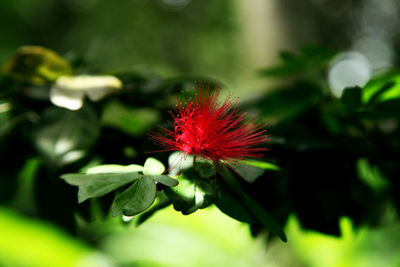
86,164 -> 143,174
197,162 -> 215,179
189,186 -> 209,213
2,46 -> 72,84
143,157 -> 165,175
164,182 -> 194,214
258,45 -> 334,77
341,87 -> 362,112
148,175 -> 178,187
362,72 -> 400,104
34,106 -> 99,166
216,167 -> 286,241
218,166 -> 243,193
168,151 -> 194,175
14,158 -> 40,213
0,101 -> 15,138
101,101 -> 160,137
239,159 -> 280,171
61,172 -> 141,203
215,186 -> 255,224
356,158 -> 389,191
255,82 -> 322,123
164,179 -> 204,215
228,163 -> 264,183
241,193 -> 287,242
111,176 -> 157,217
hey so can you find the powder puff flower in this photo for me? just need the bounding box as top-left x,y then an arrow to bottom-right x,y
150,83 -> 268,167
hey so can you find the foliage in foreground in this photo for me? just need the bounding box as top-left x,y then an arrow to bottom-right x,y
1,45 -> 400,244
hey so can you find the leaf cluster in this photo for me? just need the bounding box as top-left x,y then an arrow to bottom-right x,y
2,45 -> 400,245
245,45 -> 400,236
0,46 -> 286,241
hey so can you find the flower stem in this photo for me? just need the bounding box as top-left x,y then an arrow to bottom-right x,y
192,155 -> 197,171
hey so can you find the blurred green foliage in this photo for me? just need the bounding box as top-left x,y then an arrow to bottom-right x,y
2,42 -> 400,265
0,207 -> 111,267
1,1 -> 400,264
2,46 -> 73,84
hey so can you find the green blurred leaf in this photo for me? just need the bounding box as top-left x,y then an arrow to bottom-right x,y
241,193 -> 287,242
143,157 -> 165,175
0,208 -> 112,267
239,159 -> 280,171
356,158 -> 389,192
255,82 -> 322,122
164,179 -> 207,215
2,46 -> 72,84
111,176 -> 157,217
366,99 -> 400,118
362,72 -> 400,104
61,172 -> 141,203
259,45 -> 334,77
218,166 -> 243,193
0,101 -> 12,137
164,180 -> 195,214
218,167 -> 286,241
148,175 -> 178,187
101,101 -> 160,137
86,164 -> 144,174
215,186 -> 255,224
34,106 -> 99,166
341,87 -> 362,112
228,163 -> 265,183
168,151 -> 194,175
193,159 -> 215,179
13,158 -> 40,213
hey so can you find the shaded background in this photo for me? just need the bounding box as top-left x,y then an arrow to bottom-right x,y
2,0 -> 399,92
1,0 -> 400,266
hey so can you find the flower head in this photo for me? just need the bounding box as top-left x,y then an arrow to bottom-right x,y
150,83 -> 268,165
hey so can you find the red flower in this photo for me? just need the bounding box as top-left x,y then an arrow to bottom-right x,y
150,83 -> 268,165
